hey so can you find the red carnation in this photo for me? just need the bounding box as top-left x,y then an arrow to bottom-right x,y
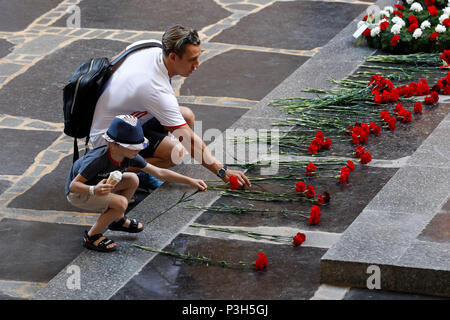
308,142 -> 319,154
292,232 -> 306,247
393,10 -> 403,18
430,32 -> 439,41
391,34 -> 400,47
369,122 -> 381,135
425,0 -> 435,5
322,192 -> 331,203
229,175 -> 240,190
306,185 -> 316,198
317,196 -> 325,205
306,162 -> 317,176
296,181 -> 306,193
387,116 -> 396,131
444,19 -> 450,27
380,21 -> 389,31
323,138 -> 332,150
315,131 -> 324,141
360,152 -> 372,164
339,167 -> 350,183
427,6 -> 438,17
355,145 -> 366,158
362,28 -> 371,37
408,15 -> 418,25
346,160 -> 355,172
408,23 -> 419,33
424,96 -> 435,104
414,102 -> 423,114
308,205 -> 321,225
394,4 -> 405,10
255,252 -> 268,271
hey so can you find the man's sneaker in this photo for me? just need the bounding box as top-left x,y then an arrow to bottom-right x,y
137,172 -> 163,192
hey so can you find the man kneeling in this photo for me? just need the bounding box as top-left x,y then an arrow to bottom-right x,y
66,115 -> 207,252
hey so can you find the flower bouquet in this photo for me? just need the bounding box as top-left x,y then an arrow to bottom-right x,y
356,1 -> 450,53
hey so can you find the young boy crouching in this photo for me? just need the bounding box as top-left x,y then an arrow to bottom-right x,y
66,115 -> 207,252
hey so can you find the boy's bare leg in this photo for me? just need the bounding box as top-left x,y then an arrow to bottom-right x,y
110,172 -> 142,229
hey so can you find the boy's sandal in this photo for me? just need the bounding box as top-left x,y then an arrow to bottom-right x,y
83,231 -> 116,252
108,217 -> 144,233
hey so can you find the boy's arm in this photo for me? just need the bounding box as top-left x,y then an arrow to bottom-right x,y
141,163 -> 207,191
69,174 -> 113,195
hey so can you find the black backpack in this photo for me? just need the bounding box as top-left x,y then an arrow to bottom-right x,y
62,41 -> 163,162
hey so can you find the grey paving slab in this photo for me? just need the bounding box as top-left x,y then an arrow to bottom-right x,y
184,104 -> 249,134
52,0 -> 231,31
181,49 -> 309,101
211,0 -> 368,50
0,128 -> 60,175
0,180 -> 11,196
111,234 -> 326,300
418,212 -> 450,244
0,39 -> 14,59
0,0 -> 62,32
9,154 -> 77,212
0,218 -> 86,283
0,39 -> 125,123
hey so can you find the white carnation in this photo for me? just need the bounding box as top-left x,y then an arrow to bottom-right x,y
383,6 -> 394,13
436,24 -> 447,33
379,10 -> 390,17
413,28 -> 423,39
392,16 -> 406,26
371,26 -> 381,37
406,0 -> 414,4
410,3 -> 423,12
439,14 -> 449,24
421,20 -> 431,29
391,24 -> 403,34
444,7 -> 450,16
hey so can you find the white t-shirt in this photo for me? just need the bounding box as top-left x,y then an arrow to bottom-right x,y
89,40 -> 186,142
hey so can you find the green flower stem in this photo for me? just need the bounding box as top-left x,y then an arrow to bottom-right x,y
132,244 -> 249,269
147,190 -> 200,224
189,224 -> 297,244
365,53 -> 441,66
183,204 -> 311,219
207,187 -> 318,203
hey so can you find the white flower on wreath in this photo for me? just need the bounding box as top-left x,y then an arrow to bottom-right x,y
371,26 -> 381,37
391,24 -> 403,34
421,20 -> 431,29
392,16 -> 405,26
383,6 -> 394,13
410,3 -> 423,12
444,7 -> 450,16
436,24 -> 447,33
406,0 -> 414,4
413,28 -> 423,39
379,10 -> 390,18
439,14 -> 449,24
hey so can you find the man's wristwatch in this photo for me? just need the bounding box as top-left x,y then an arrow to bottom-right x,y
217,165 -> 227,178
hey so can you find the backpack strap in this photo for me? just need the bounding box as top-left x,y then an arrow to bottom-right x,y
109,42 -> 163,73
73,137 -> 79,163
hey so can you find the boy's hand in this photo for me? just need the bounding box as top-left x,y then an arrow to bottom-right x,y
222,169 -> 251,187
94,179 -> 114,195
191,179 -> 207,191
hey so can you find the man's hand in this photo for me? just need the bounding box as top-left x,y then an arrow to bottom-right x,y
222,169 -> 251,188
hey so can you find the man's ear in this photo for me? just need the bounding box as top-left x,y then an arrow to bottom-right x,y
168,52 -> 178,62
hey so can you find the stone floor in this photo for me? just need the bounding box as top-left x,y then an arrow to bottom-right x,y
0,0 -> 448,301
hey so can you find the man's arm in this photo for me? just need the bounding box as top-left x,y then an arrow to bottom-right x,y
166,124 -> 251,187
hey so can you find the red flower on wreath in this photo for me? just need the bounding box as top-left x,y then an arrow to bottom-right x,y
394,4 -> 405,10
427,6 -> 438,17
362,28 -> 371,37
408,15 -> 418,25
380,21 -> 389,31
292,232 -> 306,246
408,23 -> 419,33
424,0 -> 435,6
229,175 -> 240,190
391,35 -> 400,47
443,19 -> 450,27
255,252 -> 268,271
